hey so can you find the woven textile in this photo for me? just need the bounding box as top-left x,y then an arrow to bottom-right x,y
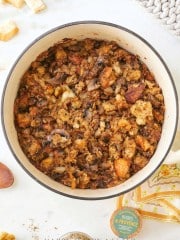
136,0 -> 180,37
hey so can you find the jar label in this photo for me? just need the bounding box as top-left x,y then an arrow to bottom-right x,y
110,207 -> 142,239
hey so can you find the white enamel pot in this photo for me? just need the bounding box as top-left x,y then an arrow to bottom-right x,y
1,21 -> 179,200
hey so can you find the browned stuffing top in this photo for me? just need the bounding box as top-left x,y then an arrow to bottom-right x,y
14,38 -> 165,189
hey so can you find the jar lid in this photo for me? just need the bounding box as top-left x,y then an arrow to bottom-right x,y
110,207 -> 142,239
60,231 -> 93,240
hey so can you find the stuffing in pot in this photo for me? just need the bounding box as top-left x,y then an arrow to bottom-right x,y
14,38 -> 165,189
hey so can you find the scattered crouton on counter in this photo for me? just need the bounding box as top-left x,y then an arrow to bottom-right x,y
5,0 -> 24,8
0,0 -> 47,41
0,20 -> 19,41
24,0 -> 46,13
0,232 -> 16,240
1,0 -> 46,12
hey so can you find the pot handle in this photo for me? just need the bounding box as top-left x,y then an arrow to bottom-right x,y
164,130 -> 180,164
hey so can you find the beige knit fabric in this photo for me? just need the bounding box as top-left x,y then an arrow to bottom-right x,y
136,0 -> 180,37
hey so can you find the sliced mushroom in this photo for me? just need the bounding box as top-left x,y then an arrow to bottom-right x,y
46,129 -> 70,142
87,79 -> 100,91
45,72 -> 67,86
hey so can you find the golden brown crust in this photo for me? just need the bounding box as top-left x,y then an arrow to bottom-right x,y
14,38 -> 165,189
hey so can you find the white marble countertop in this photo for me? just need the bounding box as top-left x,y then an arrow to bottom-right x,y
0,0 -> 180,239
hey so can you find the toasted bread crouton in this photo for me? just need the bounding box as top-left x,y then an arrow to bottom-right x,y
0,232 -> 15,240
5,0 -> 24,8
24,0 -> 46,13
114,158 -> 130,179
0,20 -> 19,41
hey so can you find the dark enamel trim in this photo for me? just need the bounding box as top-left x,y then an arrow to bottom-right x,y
1,21 -> 179,200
